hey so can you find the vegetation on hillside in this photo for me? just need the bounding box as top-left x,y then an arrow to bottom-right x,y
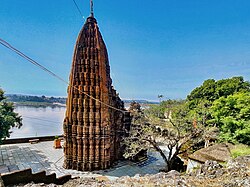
211,92 -> 250,144
186,76 -> 250,145
123,76 -> 250,171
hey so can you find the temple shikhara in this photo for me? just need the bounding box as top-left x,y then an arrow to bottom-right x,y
63,1 -> 129,171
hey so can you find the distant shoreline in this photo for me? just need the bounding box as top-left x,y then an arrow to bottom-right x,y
7,94 -> 159,108
13,101 -> 66,108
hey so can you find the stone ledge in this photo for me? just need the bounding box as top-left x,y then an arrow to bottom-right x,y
2,135 -> 63,145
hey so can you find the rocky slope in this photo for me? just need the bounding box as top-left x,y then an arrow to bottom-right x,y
7,155 -> 250,187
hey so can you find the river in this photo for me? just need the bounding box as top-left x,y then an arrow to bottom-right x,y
10,104 -> 140,138
10,106 -> 66,138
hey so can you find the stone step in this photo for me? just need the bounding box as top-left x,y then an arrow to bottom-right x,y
1,168 -> 73,186
0,165 -> 9,174
7,165 -> 19,172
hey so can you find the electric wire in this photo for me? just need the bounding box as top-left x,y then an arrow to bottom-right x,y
72,0 -> 84,19
22,116 -> 61,124
22,121 -> 57,128
21,115 -> 125,133
0,38 -> 126,113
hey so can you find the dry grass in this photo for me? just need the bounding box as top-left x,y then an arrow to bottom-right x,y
231,144 -> 250,158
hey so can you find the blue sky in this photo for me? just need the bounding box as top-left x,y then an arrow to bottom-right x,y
0,0 -> 250,101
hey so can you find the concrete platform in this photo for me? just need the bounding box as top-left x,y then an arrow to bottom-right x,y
0,141 -> 166,178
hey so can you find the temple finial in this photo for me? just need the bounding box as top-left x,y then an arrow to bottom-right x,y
90,0 -> 94,17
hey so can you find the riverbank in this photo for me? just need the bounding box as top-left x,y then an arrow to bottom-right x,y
14,102 -> 66,108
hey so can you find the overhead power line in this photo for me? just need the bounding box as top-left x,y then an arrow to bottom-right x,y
22,116 -> 61,124
0,38 -> 126,113
72,0 -> 84,19
21,121 -> 58,128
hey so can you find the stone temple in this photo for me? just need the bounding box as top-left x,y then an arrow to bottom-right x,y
63,2 -> 129,171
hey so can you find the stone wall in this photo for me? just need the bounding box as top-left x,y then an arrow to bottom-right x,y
2,135 -> 63,145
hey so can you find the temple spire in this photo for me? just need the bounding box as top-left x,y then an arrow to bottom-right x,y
63,0 -> 127,171
90,0 -> 94,17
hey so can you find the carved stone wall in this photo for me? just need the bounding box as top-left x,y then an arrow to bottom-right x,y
63,16 -> 126,171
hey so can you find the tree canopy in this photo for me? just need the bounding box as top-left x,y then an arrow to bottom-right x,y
187,76 -> 250,109
186,76 -> 250,145
123,76 -> 250,173
210,92 -> 250,145
0,88 -> 22,143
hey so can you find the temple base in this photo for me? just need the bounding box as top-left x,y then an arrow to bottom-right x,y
63,160 -> 112,171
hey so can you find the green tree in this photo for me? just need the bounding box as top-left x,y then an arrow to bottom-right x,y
187,76 -> 250,109
123,102 -> 204,171
211,92 -> 250,145
185,76 -> 250,145
0,88 -> 22,143
145,99 -> 185,119
158,95 -> 164,103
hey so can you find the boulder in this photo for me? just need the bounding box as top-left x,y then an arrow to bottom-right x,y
188,143 -> 232,163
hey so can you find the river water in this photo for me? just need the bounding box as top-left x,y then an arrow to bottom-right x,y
10,106 -> 66,138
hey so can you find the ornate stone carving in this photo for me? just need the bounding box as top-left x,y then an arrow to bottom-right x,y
63,15 -> 127,171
